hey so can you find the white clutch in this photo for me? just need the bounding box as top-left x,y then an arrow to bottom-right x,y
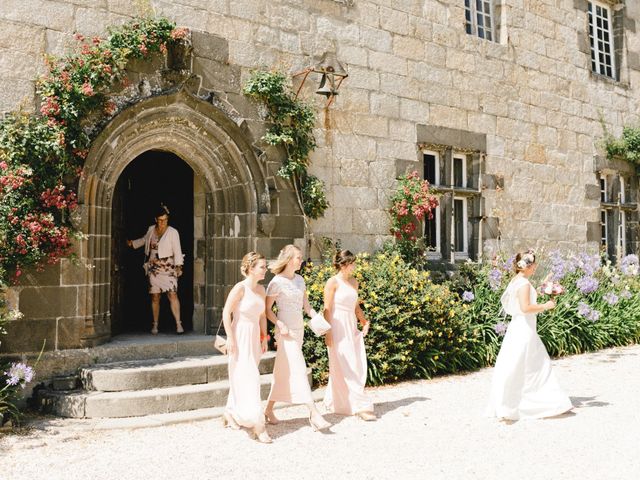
308,312 -> 331,336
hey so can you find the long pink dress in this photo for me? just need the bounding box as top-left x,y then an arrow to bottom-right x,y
324,277 -> 374,415
225,285 -> 265,428
266,274 -> 313,404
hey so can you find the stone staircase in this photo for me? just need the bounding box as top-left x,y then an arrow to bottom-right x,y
36,334 -> 279,419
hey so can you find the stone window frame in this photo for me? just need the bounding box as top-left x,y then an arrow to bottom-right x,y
416,125 -> 501,264
577,0 -> 634,84
599,171 -> 636,260
464,0 -> 503,43
588,0 -> 617,79
423,149 -> 442,256
420,145 -> 482,262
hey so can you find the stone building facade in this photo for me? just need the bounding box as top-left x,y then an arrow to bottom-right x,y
1,0 -> 639,354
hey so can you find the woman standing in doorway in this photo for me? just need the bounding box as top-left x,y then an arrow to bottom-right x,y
222,252 -> 271,443
485,250 -> 573,421
323,250 -> 375,421
127,204 -> 185,335
263,245 -> 331,431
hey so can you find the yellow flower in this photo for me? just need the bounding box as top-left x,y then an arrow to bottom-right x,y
433,355 -> 439,360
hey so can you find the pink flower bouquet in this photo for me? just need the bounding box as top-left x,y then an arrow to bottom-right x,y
538,281 -> 565,296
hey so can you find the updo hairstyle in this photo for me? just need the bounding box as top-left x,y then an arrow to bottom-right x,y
514,250 -> 536,273
241,251 -> 265,277
333,249 -> 356,270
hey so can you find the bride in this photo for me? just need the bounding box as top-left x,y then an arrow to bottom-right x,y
486,250 -> 573,421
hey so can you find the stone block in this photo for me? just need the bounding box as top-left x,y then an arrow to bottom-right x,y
1,318 -> 57,353
369,51 -> 407,75
333,186 -> 378,210
0,49 -> 39,79
360,26 -> 392,53
316,16 -> 359,44
1,0 -> 76,32
352,209 -> 389,235
400,98 -> 429,123
191,30 -> 229,63
74,8 -> 130,38
337,44 -> 368,67
265,4 -> 311,32
0,20 -> 44,55
392,34 -> 425,61
19,286 -> 77,319
344,65 -> 379,90
380,72 -> 421,100
370,92 -> 399,117
339,159 -> 370,187
353,114 -> 389,137
153,1 -> 208,31
57,317 -> 86,350
379,6 -> 409,35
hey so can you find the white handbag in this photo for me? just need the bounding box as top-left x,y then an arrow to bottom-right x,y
308,312 -> 331,337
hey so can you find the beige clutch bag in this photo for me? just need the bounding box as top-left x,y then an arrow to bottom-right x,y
308,312 -> 331,337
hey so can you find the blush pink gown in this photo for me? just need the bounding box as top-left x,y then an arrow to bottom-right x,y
324,277 -> 373,415
266,274 -> 314,404
225,285 -> 265,428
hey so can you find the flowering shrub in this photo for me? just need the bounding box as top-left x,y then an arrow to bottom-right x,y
0,17 -> 184,286
388,171 -> 439,261
300,252 -> 477,385
449,251 -> 640,363
0,360 -> 36,425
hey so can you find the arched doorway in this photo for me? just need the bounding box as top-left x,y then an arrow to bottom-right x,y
111,151 -> 194,334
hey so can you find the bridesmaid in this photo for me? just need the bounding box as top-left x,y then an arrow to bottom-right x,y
323,250 -> 375,421
485,250 -> 573,421
263,245 -> 331,431
222,252 -> 272,443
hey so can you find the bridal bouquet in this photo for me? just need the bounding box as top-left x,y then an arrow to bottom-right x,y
538,281 -> 565,296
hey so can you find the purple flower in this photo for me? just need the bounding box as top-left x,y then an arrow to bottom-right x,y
587,309 -> 601,322
577,302 -> 591,317
494,321 -> 508,336
4,362 -> 35,388
620,288 -> 632,299
575,252 -> 601,277
488,268 -> 503,291
620,254 -> 639,276
462,291 -> 475,302
577,302 -> 600,322
502,255 -> 516,272
603,292 -> 619,305
576,276 -> 599,294
549,250 -> 575,281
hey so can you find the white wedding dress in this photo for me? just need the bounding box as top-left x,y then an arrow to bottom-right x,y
485,276 -> 573,420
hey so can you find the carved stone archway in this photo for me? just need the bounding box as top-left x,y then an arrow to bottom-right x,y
76,88 -> 275,346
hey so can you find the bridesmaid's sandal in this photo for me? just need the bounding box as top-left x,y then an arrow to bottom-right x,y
356,411 -> 377,422
151,322 -> 159,335
222,412 -> 240,430
264,410 -> 280,425
253,429 -> 273,444
176,321 -> 184,334
308,413 -> 331,431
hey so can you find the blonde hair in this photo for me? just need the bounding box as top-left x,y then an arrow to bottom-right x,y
269,245 -> 301,274
241,251 -> 265,277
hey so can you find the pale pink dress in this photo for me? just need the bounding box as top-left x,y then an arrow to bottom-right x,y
266,274 -> 313,404
225,285 -> 265,428
324,277 -> 373,415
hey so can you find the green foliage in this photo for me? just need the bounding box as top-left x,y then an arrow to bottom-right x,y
448,251 -> 640,365
604,125 -> 640,164
0,17 -> 183,287
243,70 -> 328,220
301,252 -> 478,386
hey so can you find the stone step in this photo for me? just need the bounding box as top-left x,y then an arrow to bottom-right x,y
81,352 -> 276,392
39,374 -> 277,419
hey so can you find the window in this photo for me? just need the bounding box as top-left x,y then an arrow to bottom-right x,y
454,197 -> 468,254
600,176 -> 607,202
601,209 -> 608,248
465,0 -> 494,41
453,154 -> 467,188
588,1 -> 615,79
423,151 -> 441,253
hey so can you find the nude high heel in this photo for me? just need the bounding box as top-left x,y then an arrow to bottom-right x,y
151,321 -> 159,335
356,411 -> 377,422
264,410 -> 280,425
222,412 -> 240,430
308,413 -> 331,431
176,321 -> 184,334
253,428 -> 272,444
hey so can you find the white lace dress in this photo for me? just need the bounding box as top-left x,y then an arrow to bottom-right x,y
266,274 -> 313,404
485,276 -> 573,420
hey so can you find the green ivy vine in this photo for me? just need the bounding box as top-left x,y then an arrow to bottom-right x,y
242,70 -> 329,220
604,125 -> 640,164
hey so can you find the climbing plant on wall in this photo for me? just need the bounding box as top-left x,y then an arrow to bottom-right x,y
242,70 -> 329,220
603,125 -> 640,164
0,17 -> 188,321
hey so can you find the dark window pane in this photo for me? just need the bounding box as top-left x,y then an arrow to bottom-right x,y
424,153 -> 437,184
454,199 -> 465,252
453,157 -> 464,187
425,214 -> 437,249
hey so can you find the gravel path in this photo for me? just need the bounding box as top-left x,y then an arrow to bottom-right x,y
3,345 -> 640,480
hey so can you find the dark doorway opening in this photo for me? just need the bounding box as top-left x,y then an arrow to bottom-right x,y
111,151 -> 194,334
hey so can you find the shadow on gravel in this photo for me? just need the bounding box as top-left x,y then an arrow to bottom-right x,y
570,396 -> 610,408
267,396 -> 430,440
